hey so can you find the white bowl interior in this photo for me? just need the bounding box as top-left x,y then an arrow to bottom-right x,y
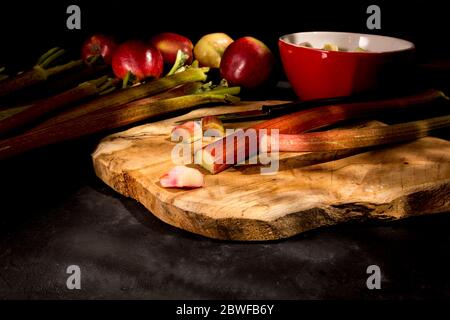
281,32 -> 414,53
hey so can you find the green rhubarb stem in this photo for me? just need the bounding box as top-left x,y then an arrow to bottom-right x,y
96,93 -> 240,126
122,71 -> 131,89
44,59 -> 84,77
88,75 -> 109,87
120,82 -> 204,108
86,54 -> 101,66
39,48 -> 66,68
167,50 -> 188,76
36,47 -> 61,66
70,82 -> 203,113
99,87 -> 116,96
0,91 -> 238,160
34,67 -> 210,128
202,86 -> 241,96
98,78 -> 119,95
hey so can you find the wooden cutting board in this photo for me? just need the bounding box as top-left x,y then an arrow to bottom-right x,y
92,101 -> 450,241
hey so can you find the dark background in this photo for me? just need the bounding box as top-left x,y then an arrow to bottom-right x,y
1,0 -> 449,69
1,0 -> 450,300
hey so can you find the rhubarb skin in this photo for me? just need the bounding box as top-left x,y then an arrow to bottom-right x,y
160,166 -> 204,188
261,115 -> 450,152
197,89 -> 447,174
171,121 -> 202,143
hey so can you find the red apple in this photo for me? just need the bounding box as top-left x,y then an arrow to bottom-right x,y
112,40 -> 164,82
150,32 -> 193,66
81,34 -> 118,64
220,36 -> 275,89
194,33 -> 234,68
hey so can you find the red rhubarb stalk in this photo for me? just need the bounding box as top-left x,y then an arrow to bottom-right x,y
260,115 -> 450,152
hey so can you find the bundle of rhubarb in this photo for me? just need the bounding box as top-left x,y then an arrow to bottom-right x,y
159,89 -> 450,188
0,31 -> 277,159
197,89 -> 450,174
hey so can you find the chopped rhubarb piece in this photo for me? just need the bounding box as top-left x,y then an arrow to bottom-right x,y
171,121 -> 202,143
202,115 -> 225,137
160,166 -> 204,188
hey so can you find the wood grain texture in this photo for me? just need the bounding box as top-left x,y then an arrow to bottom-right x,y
92,101 -> 450,241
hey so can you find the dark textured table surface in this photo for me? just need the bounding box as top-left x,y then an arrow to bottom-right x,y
0,137 -> 449,300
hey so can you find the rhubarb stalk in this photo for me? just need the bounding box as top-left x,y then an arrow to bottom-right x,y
0,105 -> 29,121
202,115 -> 225,137
197,89 -> 448,174
260,115 -> 450,152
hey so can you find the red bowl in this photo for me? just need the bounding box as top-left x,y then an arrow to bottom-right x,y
279,32 -> 415,100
